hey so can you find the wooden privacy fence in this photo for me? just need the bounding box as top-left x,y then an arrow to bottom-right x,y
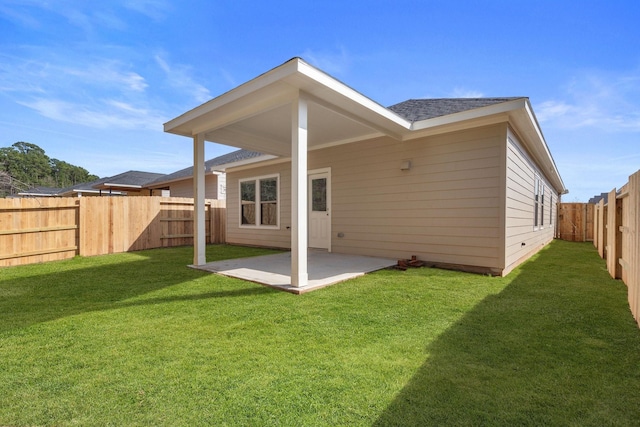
0,197 -> 226,267
557,203 -> 594,242
592,169 -> 640,328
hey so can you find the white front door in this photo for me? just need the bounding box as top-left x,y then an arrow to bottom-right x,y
308,170 -> 331,250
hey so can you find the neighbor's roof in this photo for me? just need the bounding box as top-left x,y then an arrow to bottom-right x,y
387,98 -> 524,122
17,186 -> 61,197
57,176 -> 114,195
92,170 -> 165,190
146,149 -> 264,187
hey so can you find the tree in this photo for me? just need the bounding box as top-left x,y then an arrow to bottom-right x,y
0,142 -> 98,190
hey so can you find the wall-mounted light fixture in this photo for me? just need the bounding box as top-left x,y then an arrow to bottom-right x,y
400,160 -> 412,171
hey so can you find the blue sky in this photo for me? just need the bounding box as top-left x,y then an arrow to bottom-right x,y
1,0 -> 639,202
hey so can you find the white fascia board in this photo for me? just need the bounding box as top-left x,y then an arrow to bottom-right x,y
164,58 -> 412,141
164,59 -> 301,135
191,88 -> 297,137
303,92 -> 405,141
146,176 -> 195,188
101,183 -> 143,189
404,114 -> 508,141
210,154 -> 279,172
521,100 -> 566,193
296,60 -> 411,131
223,156 -> 290,173
409,98 -> 527,132
17,192 -> 56,197
309,131 -> 386,151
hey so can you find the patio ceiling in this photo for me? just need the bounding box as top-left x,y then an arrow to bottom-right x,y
164,57 -> 412,156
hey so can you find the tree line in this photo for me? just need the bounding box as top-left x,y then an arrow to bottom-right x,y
0,142 -> 99,191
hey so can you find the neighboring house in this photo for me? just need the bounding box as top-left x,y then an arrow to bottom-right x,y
145,149 -> 269,199
17,186 -> 61,197
57,171 -> 164,197
588,192 -> 609,205
164,57 -> 567,286
92,170 -> 165,196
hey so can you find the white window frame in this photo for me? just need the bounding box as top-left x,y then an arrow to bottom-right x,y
239,173 -> 280,229
540,182 -> 545,228
534,175 -> 540,230
534,175 -> 550,231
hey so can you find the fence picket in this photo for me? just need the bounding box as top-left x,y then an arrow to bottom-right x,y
563,170 -> 640,327
0,196 -> 225,267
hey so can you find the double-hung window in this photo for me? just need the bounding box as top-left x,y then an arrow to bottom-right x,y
534,177 -> 540,228
534,175 -> 546,229
240,174 -> 279,228
540,184 -> 545,227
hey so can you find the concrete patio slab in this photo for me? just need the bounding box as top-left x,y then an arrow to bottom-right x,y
192,250 -> 396,294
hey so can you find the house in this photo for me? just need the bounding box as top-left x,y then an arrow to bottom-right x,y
57,171 -> 165,197
164,57 -> 566,287
145,149 -> 268,198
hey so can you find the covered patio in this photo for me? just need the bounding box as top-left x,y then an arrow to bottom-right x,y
164,57 -> 412,289
192,250 -> 396,294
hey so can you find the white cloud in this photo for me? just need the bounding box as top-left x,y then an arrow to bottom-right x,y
155,54 -> 211,104
19,98 -> 166,131
0,49 -> 164,130
0,3 -> 42,28
123,0 -> 170,21
0,0 -> 171,36
65,63 -> 149,92
0,51 -> 149,95
537,69 -> 640,131
302,46 -> 351,76
449,87 -> 485,98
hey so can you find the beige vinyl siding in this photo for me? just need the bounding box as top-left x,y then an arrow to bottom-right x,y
169,175 -> 219,199
325,125 -> 503,272
226,163 -> 291,249
504,127 -> 556,274
227,123 -> 505,273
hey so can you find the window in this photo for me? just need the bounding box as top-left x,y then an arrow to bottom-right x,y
534,176 -> 540,228
540,184 -> 545,226
549,194 -> 554,226
240,174 -> 279,228
534,176 -> 548,229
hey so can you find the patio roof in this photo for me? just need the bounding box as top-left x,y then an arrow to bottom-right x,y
164,57 -> 412,157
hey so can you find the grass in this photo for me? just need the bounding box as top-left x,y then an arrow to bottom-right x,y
0,241 -> 639,426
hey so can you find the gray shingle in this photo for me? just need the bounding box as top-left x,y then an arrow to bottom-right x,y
99,171 -> 165,187
387,98 -> 524,122
147,149 -> 263,186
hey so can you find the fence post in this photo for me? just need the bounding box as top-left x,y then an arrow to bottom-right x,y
606,189 -> 617,278
598,199 -> 606,259
629,171 -> 640,326
593,203 -> 599,248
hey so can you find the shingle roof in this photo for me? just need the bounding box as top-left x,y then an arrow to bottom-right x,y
56,171 -> 164,195
98,170 -> 165,187
387,98 -> 524,123
147,149 -> 263,186
18,186 -> 61,196
57,176 -> 113,194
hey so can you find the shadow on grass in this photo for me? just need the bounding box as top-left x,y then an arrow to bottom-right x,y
0,245 -> 273,334
374,241 -> 640,426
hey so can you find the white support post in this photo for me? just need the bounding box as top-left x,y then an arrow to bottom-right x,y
193,133 -> 206,266
291,93 -> 308,287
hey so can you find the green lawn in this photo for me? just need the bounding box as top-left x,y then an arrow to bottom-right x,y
1,241 -> 639,426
